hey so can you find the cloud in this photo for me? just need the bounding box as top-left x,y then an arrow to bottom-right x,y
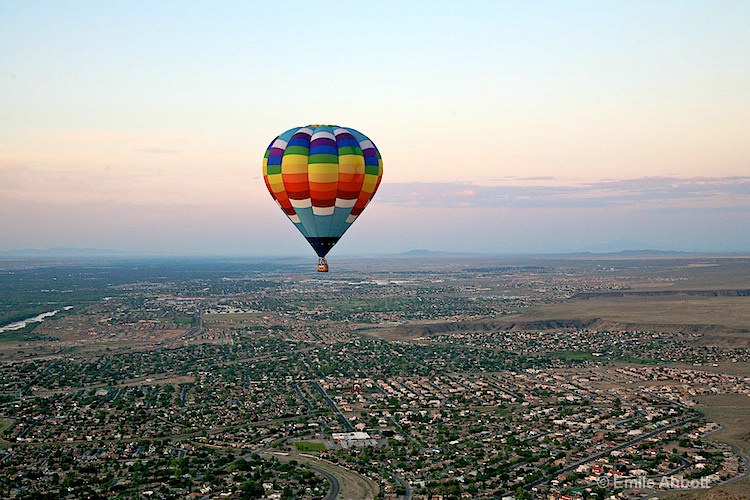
374,176 -> 750,209
137,147 -> 182,155
0,162 -> 259,207
54,132 -> 197,145
452,189 -> 476,197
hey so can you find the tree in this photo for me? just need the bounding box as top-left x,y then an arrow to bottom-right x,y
240,479 -> 265,498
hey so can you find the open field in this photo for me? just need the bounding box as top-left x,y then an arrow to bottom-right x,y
375,257 -> 750,347
695,394 -> 750,456
202,312 -> 268,329
669,362 -> 750,377
659,476 -> 750,500
659,393 -> 750,500
380,297 -> 750,345
522,296 -> 750,332
518,258 -> 750,336
551,256 -> 750,291
294,440 -> 327,452
0,418 -> 14,436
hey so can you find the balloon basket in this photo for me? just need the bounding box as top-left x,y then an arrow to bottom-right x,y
317,257 -> 329,272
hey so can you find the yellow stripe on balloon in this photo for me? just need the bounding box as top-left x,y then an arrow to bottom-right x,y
267,173 -> 285,192
281,154 -> 309,167
281,164 -> 309,175
309,163 -> 339,184
338,154 -> 365,168
338,162 -> 364,175
362,175 -> 378,193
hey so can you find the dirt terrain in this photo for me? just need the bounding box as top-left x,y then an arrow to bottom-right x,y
660,394 -> 750,500
378,257 -> 750,347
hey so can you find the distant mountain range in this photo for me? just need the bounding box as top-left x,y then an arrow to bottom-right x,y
575,239 -> 680,254
0,245 -> 734,259
551,249 -> 690,257
0,247 -> 141,257
393,249 -> 692,258
399,249 -> 457,257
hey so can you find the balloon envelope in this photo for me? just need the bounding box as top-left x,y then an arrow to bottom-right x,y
262,125 -> 383,257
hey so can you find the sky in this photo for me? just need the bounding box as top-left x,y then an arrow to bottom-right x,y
1,1 -> 749,256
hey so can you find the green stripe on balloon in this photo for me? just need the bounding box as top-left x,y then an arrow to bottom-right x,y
308,154 -> 339,164
337,146 -> 362,155
284,145 -> 309,155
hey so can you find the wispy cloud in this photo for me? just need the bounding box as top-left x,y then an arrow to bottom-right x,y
375,176 -> 750,209
136,147 -> 182,155
0,162 -> 257,206
53,132 -> 198,145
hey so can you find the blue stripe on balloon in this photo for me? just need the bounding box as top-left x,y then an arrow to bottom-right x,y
293,220 -> 310,238
278,128 -> 299,142
346,128 -> 368,143
266,155 -> 283,166
309,142 -> 337,156
294,207 -> 319,238
288,135 -> 311,148
327,206 -> 354,239
314,213 -> 334,237
336,136 -> 359,148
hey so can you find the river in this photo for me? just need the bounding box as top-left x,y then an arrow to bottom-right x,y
0,306 -> 73,333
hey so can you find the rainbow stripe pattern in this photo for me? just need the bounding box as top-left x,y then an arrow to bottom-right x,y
262,125 -> 383,257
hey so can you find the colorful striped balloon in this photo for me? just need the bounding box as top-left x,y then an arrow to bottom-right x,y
262,125 -> 383,263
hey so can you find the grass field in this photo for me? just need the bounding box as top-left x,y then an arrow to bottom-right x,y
0,418 -> 15,446
0,418 -> 14,434
294,441 -> 326,452
0,323 -> 47,342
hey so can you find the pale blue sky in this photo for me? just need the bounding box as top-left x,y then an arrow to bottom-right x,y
1,1 -> 749,255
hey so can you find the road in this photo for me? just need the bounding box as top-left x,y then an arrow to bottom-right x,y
700,424 -> 750,487
719,442 -> 750,485
248,440 -> 341,499
313,381 -> 353,432
524,411 -> 705,490
263,451 -> 378,499
312,465 -> 340,500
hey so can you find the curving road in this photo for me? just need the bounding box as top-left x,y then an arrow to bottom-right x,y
310,465 -> 340,500
265,451 -> 378,499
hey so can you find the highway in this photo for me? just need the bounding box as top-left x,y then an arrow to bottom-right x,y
310,465 -> 340,500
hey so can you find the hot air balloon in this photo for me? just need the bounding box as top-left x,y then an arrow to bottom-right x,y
262,125 -> 383,272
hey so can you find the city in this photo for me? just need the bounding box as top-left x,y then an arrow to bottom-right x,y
1,255 -> 749,498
